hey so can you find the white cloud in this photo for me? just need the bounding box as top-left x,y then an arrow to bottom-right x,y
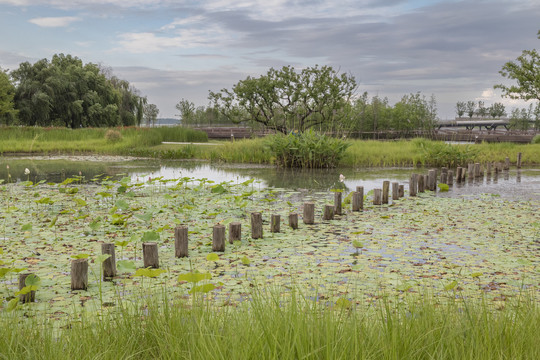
28,16 -> 81,27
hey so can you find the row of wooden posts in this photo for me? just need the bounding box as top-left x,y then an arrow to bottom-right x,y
17,153 -> 523,302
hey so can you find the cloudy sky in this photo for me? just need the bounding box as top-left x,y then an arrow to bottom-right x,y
0,0 -> 538,119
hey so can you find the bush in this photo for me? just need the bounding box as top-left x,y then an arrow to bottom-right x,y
104,129 -> 122,142
414,139 -> 478,167
266,130 -> 349,168
532,134 -> 540,144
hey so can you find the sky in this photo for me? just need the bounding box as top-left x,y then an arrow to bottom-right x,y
0,0 -> 539,120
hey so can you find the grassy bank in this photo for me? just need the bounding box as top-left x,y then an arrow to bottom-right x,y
1,289 -> 538,360
1,126 -> 539,167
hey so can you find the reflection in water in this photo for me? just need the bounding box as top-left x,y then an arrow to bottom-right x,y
1,157 -> 539,200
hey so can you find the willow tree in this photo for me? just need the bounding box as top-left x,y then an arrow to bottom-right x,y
209,65 -> 357,134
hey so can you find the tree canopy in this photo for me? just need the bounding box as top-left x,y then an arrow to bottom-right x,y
494,30 -> 540,102
10,54 -> 150,128
0,68 -> 17,125
209,65 -> 357,134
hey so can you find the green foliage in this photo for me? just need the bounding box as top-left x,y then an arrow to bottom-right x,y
209,65 -> 357,134
0,68 -> 18,125
414,139 -> 478,167
532,134 -> 540,144
495,31 -> 540,101
10,54 -> 145,128
266,130 -> 349,168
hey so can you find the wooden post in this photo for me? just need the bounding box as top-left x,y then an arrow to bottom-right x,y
355,187 -> 364,210
251,212 -> 263,238
271,214 -> 281,233
323,204 -> 334,220
212,224 -> 225,252
517,152 -> 522,169
334,192 -> 342,215
441,167 -> 448,177
456,167 -> 462,183
229,222 -> 242,243
391,182 -> 399,200
303,203 -> 315,225
143,242 -> 159,268
486,163 -> 492,175
18,273 -> 36,303
428,169 -> 437,191
440,172 -> 447,185
373,189 -> 382,205
71,258 -> 88,291
504,157 -> 510,170
418,174 -> 425,192
382,181 -> 390,204
448,170 -> 454,185
409,174 -> 417,197
467,163 -> 474,180
474,163 -> 481,178
101,243 -> 117,281
398,185 -> 404,198
289,213 -> 298,229
175,225 -> 189,257
352,192 -> 362,211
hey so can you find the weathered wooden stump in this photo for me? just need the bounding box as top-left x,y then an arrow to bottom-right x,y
212,224 -> 225,252
428,169 -> 437,191
175,225 -> 189,257
474,163 -> 481,178
101,243 -> 117,280
517,152 -> 522,169
271,214 -> 281,233
251,212 -> 263,238
303,203 -> 315,225
352,192 -> 361,211
355,187 -> 364,210
486,162 -> 492,175
391,182 -> 399,200
382,181 -> 390,204
323,204 -> 334,220
467,163 -> 474,180
19,273 -> 36,303
456,167 -> 462,183
334,192 -> 342,215
229,222 -> 242,243
71,259 -> 88,291
448,170 -> 454,185
409,174 -> 417,197
398,185 -> 404,198
289,213 -> 298,229
143,242 -> 159,268
418,174 -> 425,192
373,189 -> 382,205
504,157 -> 510,170
440,172 -> 447,185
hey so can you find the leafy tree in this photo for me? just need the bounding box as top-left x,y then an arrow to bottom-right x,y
488,102 -> 506,118
0,68 -> 18,125
11,54 -> 144,128
455,101 -> 466,118
494,31 -> 540,101
476,101 -> 488,118
466,101 -> 476,118
209,65 -> 357,134
509,106 -> 532,130
143,103 -> 159,127
391,92 -> 437,133
176,99 -> 196,125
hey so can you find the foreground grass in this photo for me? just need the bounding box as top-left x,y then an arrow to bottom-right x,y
1,126 -> 539,167
1,289 -> 538,360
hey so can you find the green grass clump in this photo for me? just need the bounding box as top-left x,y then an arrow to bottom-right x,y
265,131 -> 349,168
0,289 -> 538,359
532,134 -> 540,144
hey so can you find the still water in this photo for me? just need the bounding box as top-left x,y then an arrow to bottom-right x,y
1,156 -> 539,200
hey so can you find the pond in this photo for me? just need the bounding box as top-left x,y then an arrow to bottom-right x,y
1,155 -> 539,200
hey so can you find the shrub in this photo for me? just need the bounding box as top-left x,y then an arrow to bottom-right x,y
104,129 -> 122,143
266,130 -> 349,168
532,134 -> 540,144
414,139 -> 478,167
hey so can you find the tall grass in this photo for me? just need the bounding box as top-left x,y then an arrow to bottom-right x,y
0,126 -> 208,155
0,288 -> 538,359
